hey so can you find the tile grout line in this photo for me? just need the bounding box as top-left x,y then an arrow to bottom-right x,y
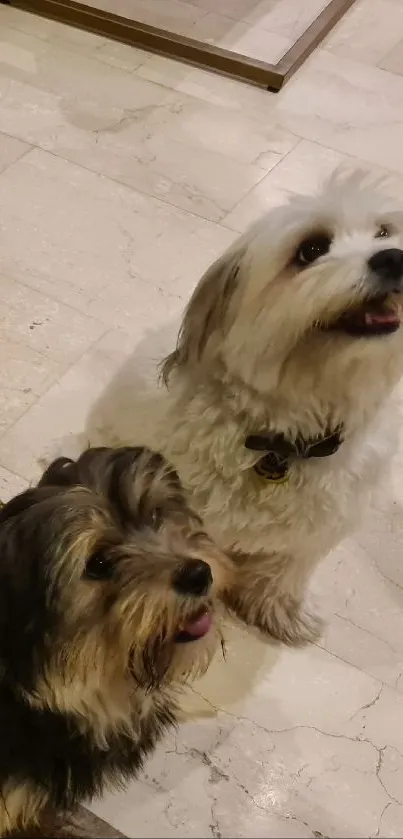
0,128 -> 246,230
221,133 -> 403,231
0,12 -> 147,75
220,136 -> 304,229
0,461 -> 33,485
315,639 -> 403,697
283,131 -> 403,176
0,323 -> 111,448
0,320 -> 104,366
0,266 -> 111,332
0,141 -> 33,177
0,140 -> 234,321
334,611 -> 402,655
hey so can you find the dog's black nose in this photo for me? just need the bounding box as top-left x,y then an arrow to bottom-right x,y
368,248 -> 403,283
173,559 -> 212,596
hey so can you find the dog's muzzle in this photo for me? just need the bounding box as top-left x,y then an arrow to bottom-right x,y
322,248 -> 403,338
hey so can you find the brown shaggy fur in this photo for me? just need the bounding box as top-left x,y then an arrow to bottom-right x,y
0,447 -> 232,835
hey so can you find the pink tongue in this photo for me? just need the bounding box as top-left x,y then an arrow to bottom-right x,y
365,311 -> 398,325
182,612 -> 212,638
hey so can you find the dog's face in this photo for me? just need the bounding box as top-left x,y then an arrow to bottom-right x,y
163,171 -> 403,417
0,448 -> 230,709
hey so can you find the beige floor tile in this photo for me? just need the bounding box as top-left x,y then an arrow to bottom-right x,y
0,273 -> 106,362
380,40 -> 403,76
0,338 -> 61,435
0,321 -> 178,478
185,0 -> 330,41
0,148 -> 235,317
274,50 -> 403,174
0,263 -> 107,434
215,21 -> 290,63
146,94 -> 295,165
92,40 -> 147,72
90,637 -> 395,838
224,136 -> 403,233
136,53 -> 271,111
0,465 -> 28,500
0,145 -> 234,472
0,338 -> 127,479
0,131 -> 30,174
379,803 -> 403,837
243,0 -> 329,40
223,139 -> 346,231
82,0 -> 207,35
0,23 -> 168,123
187,15 -> 291,63
319,613 -> 403,691
0,4 -> 109,53
182,0 -> 265,19
325,0 -> 403,66
0,24 -> 284,220
0,5 -> 147,70
311,482 -> 403,688
185,10 -> 249,44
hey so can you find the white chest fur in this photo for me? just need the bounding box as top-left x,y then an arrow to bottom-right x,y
158,392 -> 396,567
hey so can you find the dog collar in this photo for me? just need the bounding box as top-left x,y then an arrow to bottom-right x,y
244,427 -> 343,483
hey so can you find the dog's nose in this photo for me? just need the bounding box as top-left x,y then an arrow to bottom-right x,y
368,248 -> 403,283
173,559 -> 212,596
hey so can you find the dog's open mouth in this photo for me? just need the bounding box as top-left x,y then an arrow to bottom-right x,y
325,295 -> 402,337
175,609 -> 212,643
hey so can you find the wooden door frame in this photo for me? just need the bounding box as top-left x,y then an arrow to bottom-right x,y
1,0 -> 356,90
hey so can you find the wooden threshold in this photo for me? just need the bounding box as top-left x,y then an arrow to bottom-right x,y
1,0 -> 356,90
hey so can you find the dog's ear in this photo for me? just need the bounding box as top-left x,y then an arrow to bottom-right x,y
95,447 -> 184,527
0,488 -> 47,524
38,456 -> 77,487
39,450 -> 116,490
0,489 -> 55,687
161,245 -> 245,384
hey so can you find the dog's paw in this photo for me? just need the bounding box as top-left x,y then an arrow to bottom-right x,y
228,589 -> 324,647
260,599 -> 324,647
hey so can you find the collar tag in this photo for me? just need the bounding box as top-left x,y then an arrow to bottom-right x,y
254,451 -> 290,483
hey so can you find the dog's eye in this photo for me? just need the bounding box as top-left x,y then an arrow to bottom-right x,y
84,552 -> 113,581
296,234 -> 332,266
375,224 -> 391,239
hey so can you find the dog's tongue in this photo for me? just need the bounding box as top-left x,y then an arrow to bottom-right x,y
182,612 -> 212,638
364,309 -> 399,326
339,298 -> 401,332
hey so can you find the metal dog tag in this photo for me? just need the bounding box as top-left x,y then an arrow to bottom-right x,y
253,452 -> 290,483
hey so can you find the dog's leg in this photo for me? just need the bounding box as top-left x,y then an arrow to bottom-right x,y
225,551 -> 323,647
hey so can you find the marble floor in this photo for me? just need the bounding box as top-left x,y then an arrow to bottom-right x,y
82,0 -> 330,64
2,1 -> 403,836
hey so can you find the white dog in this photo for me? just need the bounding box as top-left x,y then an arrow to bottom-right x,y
143,171 -> 403,646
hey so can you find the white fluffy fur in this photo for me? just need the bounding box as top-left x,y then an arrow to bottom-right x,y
136,170 -> 403,645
